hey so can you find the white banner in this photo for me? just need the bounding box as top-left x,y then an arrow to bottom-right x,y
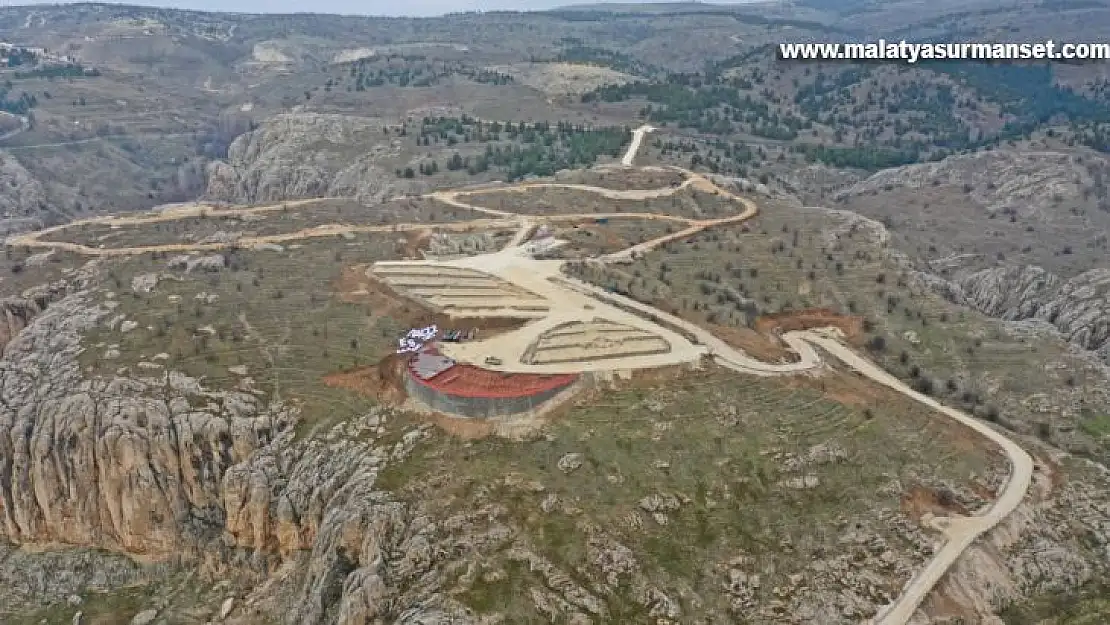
396,325 -> 438,353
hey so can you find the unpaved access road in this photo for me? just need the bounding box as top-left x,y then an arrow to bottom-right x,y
379,230 -> 1031,625
621,123 -> 655,166
5,124 -> 1033,625
804,335 -> 1034,625
9,163 -> 744,260
554,274 -> 821,375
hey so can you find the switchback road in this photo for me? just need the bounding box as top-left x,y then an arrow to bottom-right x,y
3,122 -> 1033,625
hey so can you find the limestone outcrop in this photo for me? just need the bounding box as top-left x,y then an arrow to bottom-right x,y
0,151 -> 49,234
947,265 -> 1110,362
203,113 -> 415,205
0,283 -> 480,623
0,290 -> 293,556
833,150 -> 1093,218
0,279 -> 70,354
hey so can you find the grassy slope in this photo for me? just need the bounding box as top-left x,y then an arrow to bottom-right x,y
78,235 -> 406,438
378,366 -> 1002,622
569,195 -> 1110,460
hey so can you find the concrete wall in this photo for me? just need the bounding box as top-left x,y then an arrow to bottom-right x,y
404,373 -> 577,418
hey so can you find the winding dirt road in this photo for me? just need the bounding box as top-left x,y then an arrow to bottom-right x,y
622,123 -> 655,166
811,333 -> 1034,625
4,123 -> 1033,625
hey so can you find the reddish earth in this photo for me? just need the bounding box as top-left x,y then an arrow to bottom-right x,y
631,291 -> 862,363
919,582 -> 982,625
1039,452 -> 1067,492
322,355 -> 507,440
400,228 -> 434,258
628,290 -> 800,362
664,306 -> 861,363
322,353 -> 409,405
425,412 -> 498,439
753,307 -> 864,344
969,479 -> 1000,503
622,361 -> 706,386
411,346 -> 578,399
782,368 -> 888,409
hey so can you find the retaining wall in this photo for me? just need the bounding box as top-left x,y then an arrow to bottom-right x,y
404,372 -> 578,418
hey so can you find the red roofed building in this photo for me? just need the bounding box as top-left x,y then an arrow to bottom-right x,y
404,345 -> 578,417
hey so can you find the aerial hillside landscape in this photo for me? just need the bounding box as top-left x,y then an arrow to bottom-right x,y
1,2 -> 1109,625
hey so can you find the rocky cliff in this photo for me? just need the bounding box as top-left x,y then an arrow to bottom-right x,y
219,420 -> 487,625
0,273 -> 481,623
0,291 -> 294,556
204,113 -> 415,205
828,148 -> 1110,279
0,297 -> 42,354
0,151 -> 49,235
918,455 -> 1110,624
943,265 -> 1110,363
0,279 -> 71,354
821,148 -> 1110,364
833,150 -> 1099,219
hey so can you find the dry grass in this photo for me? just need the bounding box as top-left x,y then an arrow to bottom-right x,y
78,235 -> 406,438
567,197 -> 1110,462
378,363 -> 1005,622
488,62 -> 635,96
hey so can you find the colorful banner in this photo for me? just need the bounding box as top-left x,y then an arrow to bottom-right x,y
396,325 -> 438,353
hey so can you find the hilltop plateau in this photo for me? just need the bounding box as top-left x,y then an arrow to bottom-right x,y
1,2 -> 1109,625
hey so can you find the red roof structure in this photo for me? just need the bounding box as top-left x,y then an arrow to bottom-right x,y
407,345 -> 577,399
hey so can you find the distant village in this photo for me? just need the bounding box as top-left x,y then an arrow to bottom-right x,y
1,41 -> 91,73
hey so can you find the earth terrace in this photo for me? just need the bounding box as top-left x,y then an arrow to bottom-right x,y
777,39 -> 1110,63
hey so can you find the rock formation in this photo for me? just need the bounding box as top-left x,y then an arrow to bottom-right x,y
945,265 -> 1110,363
0,289 -> 295,556
0,279 -> 70,354
204,113 -> 415,205
0,276 -> 481,623
0,151 -> 49,234
834,150 -> 1094,218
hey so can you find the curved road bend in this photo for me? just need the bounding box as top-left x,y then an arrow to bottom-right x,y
599,179 -> 759,262
611,131 -> 1033,624
802,334 -> 1034,625
552,274 -> 820,376
6,120 -> 1035,625
562,274 -> 1033,624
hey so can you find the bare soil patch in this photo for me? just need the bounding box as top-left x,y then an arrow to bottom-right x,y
705,322 -> 797,362
422,412 -> 497,440
322,356 -> 527,441
590,361 -> 706,390
333,264 -> 531,336
556,219 -> 675,257
322,353 -> 409,405
920,582 -> 981,625
402,228 -> 434,258
754,307 -> 865,344
783,368 -> 888,409
553,167 -> 687,191
900,484 -> 971,520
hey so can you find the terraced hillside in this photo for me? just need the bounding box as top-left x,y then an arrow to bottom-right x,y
377,365 -> 1007,623
1,0 -> 1110,620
